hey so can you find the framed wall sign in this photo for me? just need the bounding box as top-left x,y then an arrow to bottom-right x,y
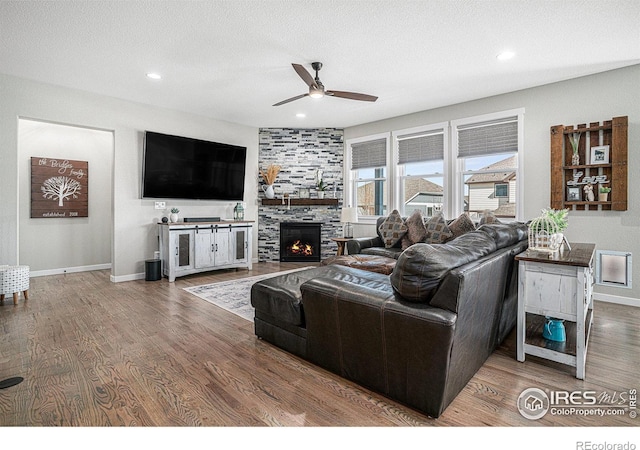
31,157 -> 88,218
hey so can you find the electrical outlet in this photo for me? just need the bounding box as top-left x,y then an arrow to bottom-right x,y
154,201 -> 166,210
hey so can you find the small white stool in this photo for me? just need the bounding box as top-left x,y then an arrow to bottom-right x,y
0,265 -> 30,305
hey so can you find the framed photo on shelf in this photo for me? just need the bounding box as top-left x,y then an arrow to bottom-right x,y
567,186 -> 581,202
298,188 -> 310,199
590,145 -> 610,164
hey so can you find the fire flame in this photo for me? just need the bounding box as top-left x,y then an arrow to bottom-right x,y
289,239 -> 314,256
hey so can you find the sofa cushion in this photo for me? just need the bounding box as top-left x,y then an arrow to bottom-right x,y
425,212 -> 453,244
448,213 -> 476,239
401,209 -> 429,249
378,209 -> 408,248
390,230 -> 497,303
477,222 -> 528,249
361,246 -> 404,259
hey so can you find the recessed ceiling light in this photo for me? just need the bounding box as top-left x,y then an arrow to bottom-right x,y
296,113 -> 306,118
497,51 -> 515,61
146,72 -> 162,80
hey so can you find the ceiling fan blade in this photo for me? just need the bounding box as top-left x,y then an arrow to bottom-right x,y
326,90 -> 378,102
292,63 -> 318,89
273,93 -> 308,106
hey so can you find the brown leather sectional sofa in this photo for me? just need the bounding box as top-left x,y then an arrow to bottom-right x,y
250,222 -> 528,418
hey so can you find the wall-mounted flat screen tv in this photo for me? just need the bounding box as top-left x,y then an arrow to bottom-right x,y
142,131 -> 247,200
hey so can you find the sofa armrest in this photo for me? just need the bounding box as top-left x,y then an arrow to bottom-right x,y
346,236 -> 383,254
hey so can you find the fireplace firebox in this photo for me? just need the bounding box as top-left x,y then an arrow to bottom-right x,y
280,222 -> 322,262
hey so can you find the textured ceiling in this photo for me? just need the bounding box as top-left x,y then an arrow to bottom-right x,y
1,0 -> 639,128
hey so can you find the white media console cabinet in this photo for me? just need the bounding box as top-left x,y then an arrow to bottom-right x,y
159,220 -> 253,282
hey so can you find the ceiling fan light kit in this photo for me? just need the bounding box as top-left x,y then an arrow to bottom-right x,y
273,62 -> 378,106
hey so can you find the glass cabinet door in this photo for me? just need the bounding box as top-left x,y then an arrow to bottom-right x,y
233,228 -> 247,262
176,232 -> 192,268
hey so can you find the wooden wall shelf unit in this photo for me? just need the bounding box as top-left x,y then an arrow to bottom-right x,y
261,198 -> 339,206
550,116 -> 627,211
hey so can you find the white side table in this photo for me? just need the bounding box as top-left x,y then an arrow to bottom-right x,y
516,243 -> 595,379
0,265 -> 30,305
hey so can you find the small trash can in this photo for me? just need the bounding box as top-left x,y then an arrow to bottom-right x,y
145,259 -> 161,281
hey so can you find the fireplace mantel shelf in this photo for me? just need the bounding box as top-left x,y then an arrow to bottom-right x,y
261,198 -> 339,206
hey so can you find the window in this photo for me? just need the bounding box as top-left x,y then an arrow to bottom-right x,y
495,183 -> 508,198
344,109 -> 523,223
346,133 -> 390,218
452,109 -> 524,221
393,124 -> 447,217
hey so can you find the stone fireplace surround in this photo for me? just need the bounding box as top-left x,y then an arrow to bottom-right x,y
258,128 -> 344,262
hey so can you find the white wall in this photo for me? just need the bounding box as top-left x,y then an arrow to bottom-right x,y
0,73 -> 258,280
18,119 -> 113,274
345,64 -> 640,303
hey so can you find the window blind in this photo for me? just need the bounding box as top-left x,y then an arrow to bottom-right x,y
351,138 -> 387,170
457,116 -> 518,158
398,131 -> 444,164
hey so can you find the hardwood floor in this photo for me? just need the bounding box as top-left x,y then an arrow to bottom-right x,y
1,263 -> 638,430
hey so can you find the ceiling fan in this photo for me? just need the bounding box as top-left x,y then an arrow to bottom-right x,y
273,62 -> 378,106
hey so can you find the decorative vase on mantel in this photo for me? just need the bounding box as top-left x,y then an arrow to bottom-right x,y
317,190 -> 325,199
262,184 -> 275,199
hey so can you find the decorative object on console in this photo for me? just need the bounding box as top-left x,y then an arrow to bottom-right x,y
527,208 -> 569,252
260,164 -> 281,199
169,207 -> 180,223
298,188 -> 310,199
340,206 -> 357,238
233,202 -> 245,220
598,186 -> 611,202
583,183 -> 595,202
568,132 -> 581,166
542,317 -> 566,342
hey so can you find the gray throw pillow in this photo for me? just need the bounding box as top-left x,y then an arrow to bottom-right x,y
378,210 -> 408,248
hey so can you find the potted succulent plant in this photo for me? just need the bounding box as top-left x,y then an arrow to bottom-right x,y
598,186 -> 611,202
170,207 -> 180,223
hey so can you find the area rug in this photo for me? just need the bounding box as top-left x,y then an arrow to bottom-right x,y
183,268 -> 311,322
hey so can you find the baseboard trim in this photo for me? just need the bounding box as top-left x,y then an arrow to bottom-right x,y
593,292 -> 640,307
110,272 -> 146,283
30,263 -> 111,278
